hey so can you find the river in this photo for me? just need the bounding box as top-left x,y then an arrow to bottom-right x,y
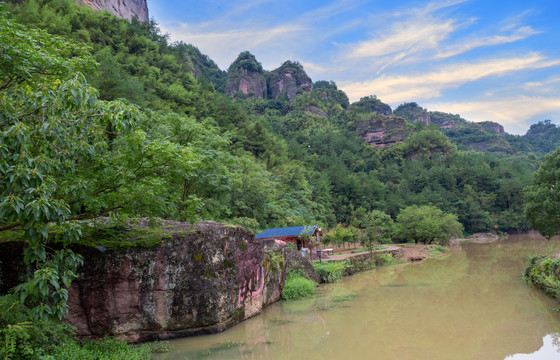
155,233 -> 560,360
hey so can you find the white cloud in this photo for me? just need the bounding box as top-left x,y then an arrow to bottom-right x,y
298,60 -> 329,73
340,53 -> 560,103
299,0 -> 366,24
161,23 -> 305,69
436,26 -> 540,59
524,76 -> 560,94
341,0 -> 471,74
425,96 -> 560,134
347,19 -> 456,59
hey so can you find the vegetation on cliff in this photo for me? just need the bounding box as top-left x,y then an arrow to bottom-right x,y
4,0 -> 547,238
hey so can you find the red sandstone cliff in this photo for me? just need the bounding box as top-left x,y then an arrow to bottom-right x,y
77,0 -> 149,22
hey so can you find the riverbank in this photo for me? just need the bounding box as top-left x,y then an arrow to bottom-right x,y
157,233 -> 560,360
525,251 -> 560,304
306,243 -> 450,283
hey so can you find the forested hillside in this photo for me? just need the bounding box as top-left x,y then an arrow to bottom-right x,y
4,0 -> 555,236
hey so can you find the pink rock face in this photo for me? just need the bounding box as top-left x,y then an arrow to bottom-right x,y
57,220 -> 285,343
240,79 -> 250,94
364,131 -> 385,142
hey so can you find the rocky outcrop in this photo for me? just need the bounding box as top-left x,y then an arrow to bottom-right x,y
225,56 -> 313,101
77,0 -> 149,22
478,121 -> 505,136
0,220 -> 287,343
351,96 -> 392,116
225,52 -> 267,99
357,115 -> 413,147
304,106 -> 328,118
268,61 -> 312,101
284,249 -> 319,283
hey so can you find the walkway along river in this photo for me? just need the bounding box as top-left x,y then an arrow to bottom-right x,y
155,233 -> 560,360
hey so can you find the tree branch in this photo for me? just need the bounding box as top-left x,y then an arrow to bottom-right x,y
0,222 -> 21,232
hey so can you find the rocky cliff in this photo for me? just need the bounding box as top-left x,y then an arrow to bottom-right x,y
225,54 -> 313,101
77,0 -> 149,22
268,61 -> 313,101
0,220 -> 287,343
357,115 -> 413,147
225,52 -> 267,99
478,121 -> 505,136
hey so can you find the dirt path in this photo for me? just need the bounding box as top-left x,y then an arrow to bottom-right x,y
317,244 -> 433,262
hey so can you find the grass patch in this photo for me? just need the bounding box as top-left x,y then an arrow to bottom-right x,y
282,274 -> 316,300
352,245 -> 390,253
428,245 -> 447,257
199,340 -> 244,357
374,253 -> 399,266
313,261 -> 347,283
76,224 -> 169,249
269,318 -> 293,326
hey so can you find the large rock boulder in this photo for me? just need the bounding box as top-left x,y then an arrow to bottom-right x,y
0,220 -> 286,343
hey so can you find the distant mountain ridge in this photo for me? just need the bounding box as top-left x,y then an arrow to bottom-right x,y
40,1 -> 560,155
210,51 -> 557,154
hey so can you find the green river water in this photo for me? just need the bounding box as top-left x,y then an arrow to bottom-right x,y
156,233 -> 560,360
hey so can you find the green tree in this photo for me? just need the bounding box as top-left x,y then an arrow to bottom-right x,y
363,210 -> 394,246
394,205 -> 463,244
524,147 -> 560,239
324,224 -> 360,249
0,5 -> 204,320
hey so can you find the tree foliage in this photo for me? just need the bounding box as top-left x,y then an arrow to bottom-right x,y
393,205 -> 463,244
524,147 -> 560,239
0,3 -> 224,320
363,210 -> 394,246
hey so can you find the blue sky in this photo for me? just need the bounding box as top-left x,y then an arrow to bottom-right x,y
149,0 -> 560,134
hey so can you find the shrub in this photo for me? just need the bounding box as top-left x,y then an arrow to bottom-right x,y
313,261 -> 347,283
0,294 -> 168,360
525,255 -> 560,300
0,294 -> 73,360
51,337 -> 156,360
282,274 -> 316,300
374,253 -> 398,266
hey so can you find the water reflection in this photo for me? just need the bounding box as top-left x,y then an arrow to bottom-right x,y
505,334 -> 560,359
156,234 -> 560,360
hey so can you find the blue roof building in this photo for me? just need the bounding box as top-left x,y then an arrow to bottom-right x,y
255,225 -> 322,240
